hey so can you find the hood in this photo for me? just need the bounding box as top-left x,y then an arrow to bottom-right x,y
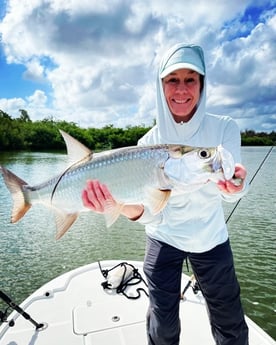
155,43 -> 207,144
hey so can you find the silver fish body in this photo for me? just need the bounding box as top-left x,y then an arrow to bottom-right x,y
28,145 -> 172,212
0,130 -> 234,239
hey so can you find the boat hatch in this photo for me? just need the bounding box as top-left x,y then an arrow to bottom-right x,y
73,296 -> 148,334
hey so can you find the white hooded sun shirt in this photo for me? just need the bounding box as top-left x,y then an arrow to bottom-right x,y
137,43 -> 248,253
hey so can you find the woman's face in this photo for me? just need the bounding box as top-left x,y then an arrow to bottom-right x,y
162,68 -> 201,123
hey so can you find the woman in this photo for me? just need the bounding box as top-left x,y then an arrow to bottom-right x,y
82,43 -> 249,345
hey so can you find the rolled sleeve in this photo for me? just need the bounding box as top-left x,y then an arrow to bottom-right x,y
132,206 -> 163,225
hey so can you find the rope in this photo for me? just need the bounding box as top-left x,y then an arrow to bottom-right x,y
98,261 -> 149,299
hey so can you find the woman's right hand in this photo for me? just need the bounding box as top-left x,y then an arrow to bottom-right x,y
82,180 -> 116,214
82,180 -> 144,220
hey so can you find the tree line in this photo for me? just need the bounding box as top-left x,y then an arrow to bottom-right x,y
0,109 -> 275,152
0,109 -> 151,151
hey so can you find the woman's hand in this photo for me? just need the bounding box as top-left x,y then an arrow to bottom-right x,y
217,163 -> 247,194
82,179 -> 116,214
82,180 -> 144,220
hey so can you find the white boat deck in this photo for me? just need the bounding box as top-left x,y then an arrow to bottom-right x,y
0,261 -> 274,345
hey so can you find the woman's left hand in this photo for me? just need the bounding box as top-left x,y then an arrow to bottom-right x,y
217,163 -> 247,194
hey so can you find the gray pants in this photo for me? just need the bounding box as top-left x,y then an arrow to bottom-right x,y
143,237 -> 249,345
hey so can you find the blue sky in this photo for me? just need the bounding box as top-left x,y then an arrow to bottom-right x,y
0,0 -> 275,132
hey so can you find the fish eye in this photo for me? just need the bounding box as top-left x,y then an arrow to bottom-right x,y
198,149 -> 211,159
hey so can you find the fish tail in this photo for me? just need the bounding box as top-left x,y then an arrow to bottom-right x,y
0,166 -> 32,223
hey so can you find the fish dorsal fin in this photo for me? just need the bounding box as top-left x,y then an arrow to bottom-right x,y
54,210 -> 79,240
51,132 -> 92,204
59,130 -> 92,164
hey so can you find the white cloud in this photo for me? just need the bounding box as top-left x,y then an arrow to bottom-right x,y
27,90 -> 47,106
207,11 -> 276,131
0,97 -> 26,116
23,58 -> 45,81
0,0 -> 275,131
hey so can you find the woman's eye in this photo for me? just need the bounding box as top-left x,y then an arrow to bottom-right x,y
167,78 -> 178,83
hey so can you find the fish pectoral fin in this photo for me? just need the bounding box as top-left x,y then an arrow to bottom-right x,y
147,188 -> 171,215
54,210 -> 79,240
103,200 -> 124,228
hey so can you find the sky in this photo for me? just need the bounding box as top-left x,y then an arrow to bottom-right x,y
0,0 -> 275,132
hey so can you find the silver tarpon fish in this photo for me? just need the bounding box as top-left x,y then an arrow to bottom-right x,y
0,130 -> 234,239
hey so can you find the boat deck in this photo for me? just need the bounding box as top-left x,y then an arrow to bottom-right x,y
0,261 -> 274,345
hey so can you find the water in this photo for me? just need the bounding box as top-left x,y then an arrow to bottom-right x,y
0,147 -> 275,339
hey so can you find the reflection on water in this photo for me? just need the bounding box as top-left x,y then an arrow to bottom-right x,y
0,147 -> 275,339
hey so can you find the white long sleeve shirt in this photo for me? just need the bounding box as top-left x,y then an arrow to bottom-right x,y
137,114 -> 247,253
135,43 -> 248,253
